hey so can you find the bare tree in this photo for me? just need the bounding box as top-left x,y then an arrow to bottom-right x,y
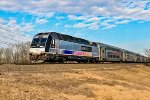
0,42 -> 31,64
0,48 -> 4,64
3,48 -> 13,63
144,49 -> 150,62
10,42 -> 31,64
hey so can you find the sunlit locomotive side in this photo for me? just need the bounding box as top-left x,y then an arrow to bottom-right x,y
29,32 -> 99,63
29,32 -> 148,63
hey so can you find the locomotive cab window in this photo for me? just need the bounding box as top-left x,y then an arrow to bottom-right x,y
31,37 -> 47,47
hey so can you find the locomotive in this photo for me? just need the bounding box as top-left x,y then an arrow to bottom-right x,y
29,32 -> 148,63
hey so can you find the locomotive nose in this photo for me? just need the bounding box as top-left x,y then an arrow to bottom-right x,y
29,48 -> 45,55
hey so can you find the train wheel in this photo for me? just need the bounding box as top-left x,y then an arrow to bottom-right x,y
59,61 -> 64,63
83,61 -> 88,63
49,60 -> 55,63
77,61 -> 82,63
58,58 -> 66,63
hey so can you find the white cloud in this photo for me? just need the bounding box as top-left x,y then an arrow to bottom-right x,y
68,15 -> 88,20
0,0 -> 150,21
0,18 -> 34,44
55,22 -> 62,26
102,24 -> 116,30
115,20 -> 130,24
88,22 -> 99,30
73,23 -> 87,28
0,0 -> 150,30
21,23 -> 34,32
66,15 -> 131,30
64,25 -> 71,28
0,18 -> 7,24
72,21 -> 99,30
56,16 -> 66,20
67,15 -> 101,30
35,18 -> 48,25
85,17 -> 100,23
7,19 -> 16,27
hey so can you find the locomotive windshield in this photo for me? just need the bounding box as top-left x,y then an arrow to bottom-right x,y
31,38 -> 47,48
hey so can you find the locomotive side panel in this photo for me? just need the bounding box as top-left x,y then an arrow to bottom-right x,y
47,36 -> 99,62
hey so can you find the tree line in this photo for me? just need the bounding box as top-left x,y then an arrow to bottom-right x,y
0,42 -> 31,64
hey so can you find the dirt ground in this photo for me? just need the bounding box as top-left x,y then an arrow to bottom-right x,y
0,63 -> 150,100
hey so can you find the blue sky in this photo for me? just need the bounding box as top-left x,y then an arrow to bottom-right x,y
0,0 -> 150,55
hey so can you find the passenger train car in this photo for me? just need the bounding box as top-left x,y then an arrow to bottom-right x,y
29,32 -> 148,63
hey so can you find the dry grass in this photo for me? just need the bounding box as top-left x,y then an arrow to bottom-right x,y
0,63 -> 150,100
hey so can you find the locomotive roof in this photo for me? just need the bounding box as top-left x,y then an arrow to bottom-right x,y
35,32 -> 97,46
36,32 -> 50,35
